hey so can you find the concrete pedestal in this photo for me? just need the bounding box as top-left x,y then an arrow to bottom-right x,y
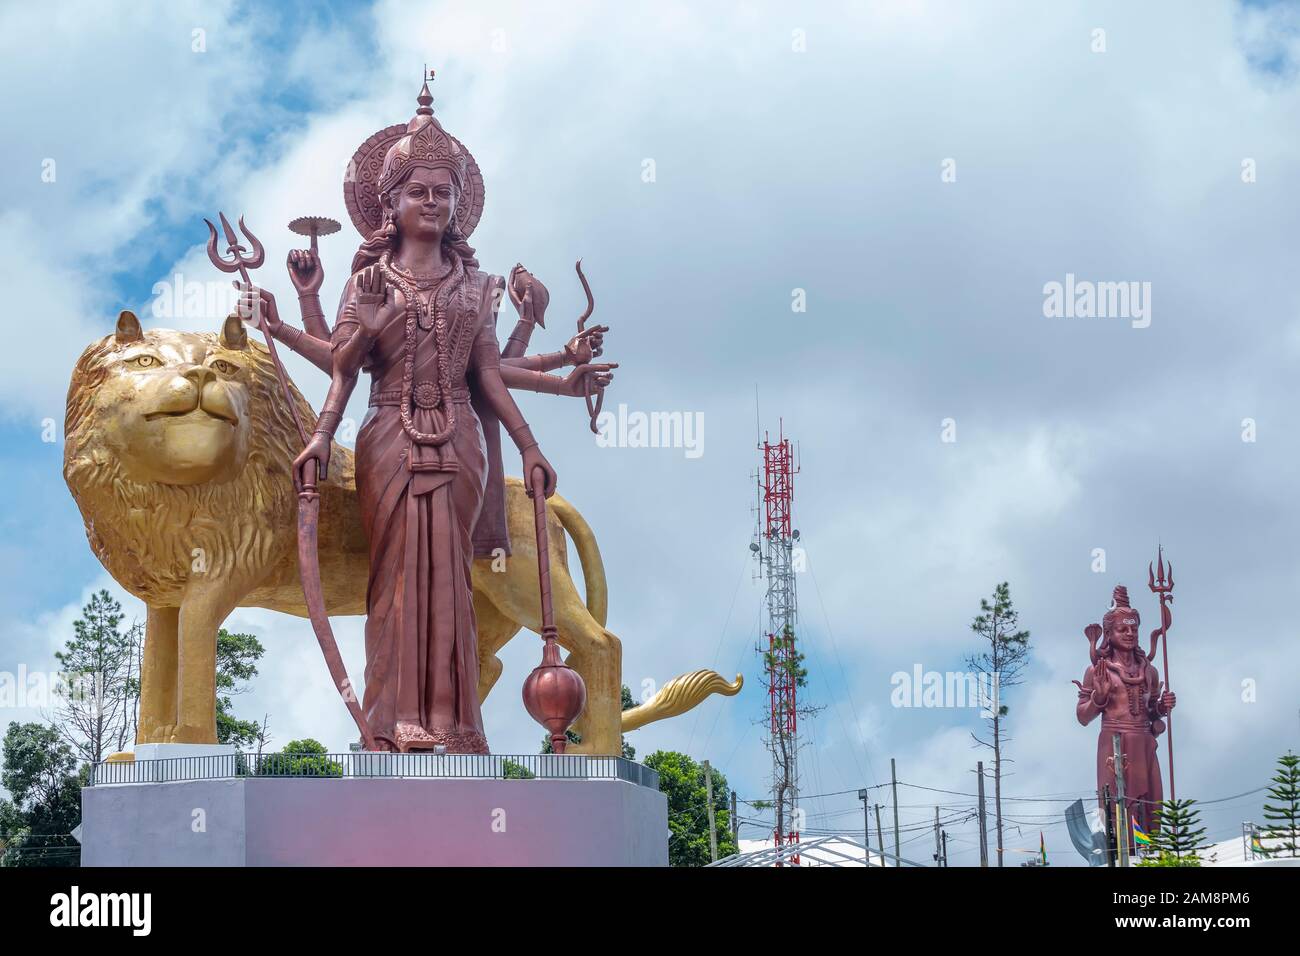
132,743 -> 236,762
124,743 -> 238,782
81,775 -> 668,866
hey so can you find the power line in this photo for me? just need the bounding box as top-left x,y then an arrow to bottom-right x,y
685,552 -> 751,755
742,778 -> 1279,812
897,780 -> 1096,803
697,600 -> 763,762
801,549 -> 874,787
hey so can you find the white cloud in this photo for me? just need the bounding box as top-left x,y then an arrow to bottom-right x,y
6,1 -> 1300,863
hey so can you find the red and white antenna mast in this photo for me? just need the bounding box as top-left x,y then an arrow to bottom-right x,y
753,420 -> 802,862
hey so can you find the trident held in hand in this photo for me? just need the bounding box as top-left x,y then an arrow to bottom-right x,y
205,212 -> 265,282
204,212 -> 307,446
1147,546 -> 1176,800
204,211 -> 376,751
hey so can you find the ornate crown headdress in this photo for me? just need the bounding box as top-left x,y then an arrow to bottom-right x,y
344,70 -> 485,239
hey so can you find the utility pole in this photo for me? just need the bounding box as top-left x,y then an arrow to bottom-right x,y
858,789 -> 871,867
730,790 -> 738,846
941,830 -> 948,867
874,804 -> 886,869
703,759 -> 718,863
1103,785 -> 1115,867
933,806 -> 941,867
976,761 -> 989,867
891,757 -> 901,866
1112,733 -> 1129,868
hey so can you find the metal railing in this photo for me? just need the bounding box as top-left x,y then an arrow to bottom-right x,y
88,751 -> 659,790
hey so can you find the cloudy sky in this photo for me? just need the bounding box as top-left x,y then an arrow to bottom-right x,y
3,0 -> 1300,865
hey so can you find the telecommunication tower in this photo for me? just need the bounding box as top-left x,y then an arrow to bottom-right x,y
751,423 -> 803,860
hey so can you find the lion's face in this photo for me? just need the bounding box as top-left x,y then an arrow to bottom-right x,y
65,309 -> 314,601
83,312 -> 254,486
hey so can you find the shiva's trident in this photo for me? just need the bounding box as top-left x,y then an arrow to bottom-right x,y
1147,546 -> 1176,800
205,212 -> 377,751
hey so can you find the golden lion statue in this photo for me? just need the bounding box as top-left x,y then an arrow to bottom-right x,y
63,311 -> 740,756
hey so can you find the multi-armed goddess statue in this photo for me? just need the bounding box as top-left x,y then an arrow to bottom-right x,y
64,70 -> 742,763
248,75 -> 616,753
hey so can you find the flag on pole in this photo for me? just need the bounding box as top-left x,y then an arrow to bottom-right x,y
1039,831 -> 1047,865
1132,816 -> 1152,851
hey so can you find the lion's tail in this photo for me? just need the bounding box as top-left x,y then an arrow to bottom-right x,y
547,494 -> 743,733
621,670 -> 744,733
548,491 -> 608,628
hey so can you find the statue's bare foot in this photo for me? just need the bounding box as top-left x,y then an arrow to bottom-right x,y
394,721 -> 438,752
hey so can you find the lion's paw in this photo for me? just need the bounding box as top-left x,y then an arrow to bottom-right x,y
143,724 -> 177,743
167,723 -> 218,744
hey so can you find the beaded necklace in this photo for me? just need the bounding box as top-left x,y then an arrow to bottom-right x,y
1106,651 -> 1150,717
379,250 -> 465,446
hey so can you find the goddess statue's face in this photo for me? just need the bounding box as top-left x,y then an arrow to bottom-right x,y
388,167 -> 457,243
1108,614 -> 1140,652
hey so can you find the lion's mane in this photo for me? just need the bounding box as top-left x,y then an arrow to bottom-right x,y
63,330 -> 316,604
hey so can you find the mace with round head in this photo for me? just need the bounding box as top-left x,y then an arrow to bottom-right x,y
521,464 -> 587,753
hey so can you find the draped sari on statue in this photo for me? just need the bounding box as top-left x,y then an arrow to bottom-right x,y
332,255 -> 508,753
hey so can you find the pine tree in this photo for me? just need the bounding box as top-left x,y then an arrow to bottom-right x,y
1147,798 -> 1207,865
965,582 -> 1031,868
52,590 -> 135,765
118,621 -> 144,750
762,624 -> 809,687
759,623 -> 819,849
1261,751 -> 1300,858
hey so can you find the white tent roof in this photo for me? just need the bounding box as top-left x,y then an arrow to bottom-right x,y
1202,833 -> 1300,867
710,834 -> 925,867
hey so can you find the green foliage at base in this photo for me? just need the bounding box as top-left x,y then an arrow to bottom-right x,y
255,738 -> 342,777
214,629 -> 266,749
643,750 -> 738,867
0,722 -> 83,866
1136,851 -> 1203,867
501,759 -> 536,779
